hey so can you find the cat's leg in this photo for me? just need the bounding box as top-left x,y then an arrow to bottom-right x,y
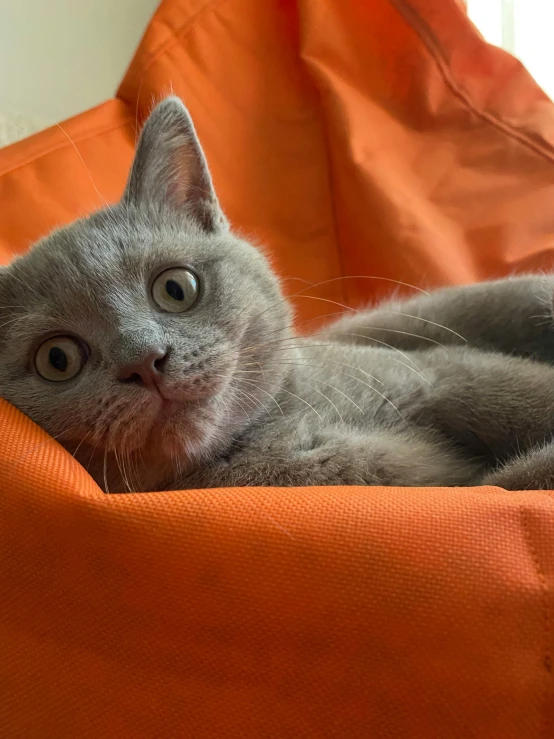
322,275 -> 554,361
412,347 -> 554,466
481,443 -> 554,490
174,427 -> 476,489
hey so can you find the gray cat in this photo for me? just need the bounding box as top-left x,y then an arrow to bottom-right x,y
1,96 -> 554,493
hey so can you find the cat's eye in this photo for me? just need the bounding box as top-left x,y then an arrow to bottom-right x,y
151,267 -> 199,313
34,337 -> 86,382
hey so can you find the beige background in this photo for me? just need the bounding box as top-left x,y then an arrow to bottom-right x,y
0,0 -> 158,126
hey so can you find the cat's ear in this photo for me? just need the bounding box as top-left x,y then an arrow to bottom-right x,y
122,96 -> 228,233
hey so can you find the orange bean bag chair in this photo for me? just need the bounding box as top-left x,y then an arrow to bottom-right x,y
1,1 -> 554,736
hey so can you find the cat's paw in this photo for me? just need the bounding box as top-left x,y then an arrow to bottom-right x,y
296,432 -> 384,486
482,443 -> 554,490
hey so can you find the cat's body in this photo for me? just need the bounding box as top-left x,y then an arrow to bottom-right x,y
2,97 -> 554,492
175,336 -> 554,491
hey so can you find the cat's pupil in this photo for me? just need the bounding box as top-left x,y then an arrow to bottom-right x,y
166,279 -> 184,301
49,347 -> 68,373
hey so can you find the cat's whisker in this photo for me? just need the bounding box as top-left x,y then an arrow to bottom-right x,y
233,274 -> 428,326
13,429 -> 68,465
5,270 -> 34,291
237,360 -> 405,422
237,339 -> 433,386
55,123 -> 109,208
84,434 -> 104,479
235,495 -> 296,540
254,304 -> 448,350
237,356 -> 385,387
0,314 -> 33,331
237,337 -> 383,385
229,303 -> 452,382
310,377 -> 364,416
235,363 -> 359,420
235,379 -> 286,417
121,448 -> 135,493
235,326 -> 433,384
313,388 -> 345,423
123,449 -> 138,493
238,377 -> 324,422
113,447 -> 130,493
288,294 -> 357,314
343,373 -> 409,428
232,378 -> 281,415
227,390 -> 254,422
71,430 -> 94,460
129,449 -> 141,492
234,387 -> 268,413
136,448 -> 147,490
327,334 -> 433,384
135,75 -> 146,145
289,274 -> 429,297
103,447 -> 110,494
331,328 -> 446,349
215,380 -> 254,420
219,322 -> 445,369
222,378 -> 270,414
385,311 -> 468,343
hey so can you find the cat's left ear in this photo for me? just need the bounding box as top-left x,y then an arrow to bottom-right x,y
122,96 -> 228,233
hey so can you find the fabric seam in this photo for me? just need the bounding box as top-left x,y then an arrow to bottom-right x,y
520,504 -> 552,739
389,0 -> 554,165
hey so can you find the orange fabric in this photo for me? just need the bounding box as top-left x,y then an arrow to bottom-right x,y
1,0 -> 554,736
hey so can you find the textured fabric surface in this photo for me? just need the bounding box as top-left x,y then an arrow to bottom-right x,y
1,0 -> 554,736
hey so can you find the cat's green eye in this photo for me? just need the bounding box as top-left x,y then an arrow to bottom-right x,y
35,336 -> 85,382
151,267 -> 199,313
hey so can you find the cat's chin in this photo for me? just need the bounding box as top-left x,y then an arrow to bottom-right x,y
149,395 -> 227,464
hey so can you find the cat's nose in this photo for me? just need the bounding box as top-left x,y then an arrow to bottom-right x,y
118,348 -> 168,388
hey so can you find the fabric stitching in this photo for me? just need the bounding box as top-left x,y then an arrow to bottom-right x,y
520,504 -> 552,739
389,0 -> 554,165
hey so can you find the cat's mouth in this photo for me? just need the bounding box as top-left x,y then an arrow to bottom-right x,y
111,353 -> 234,459
144,370 -> 227,429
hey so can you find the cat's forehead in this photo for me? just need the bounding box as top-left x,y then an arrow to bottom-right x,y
6,208 -> 217,310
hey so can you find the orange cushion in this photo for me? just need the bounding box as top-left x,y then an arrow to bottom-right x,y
1,0 -> 554,736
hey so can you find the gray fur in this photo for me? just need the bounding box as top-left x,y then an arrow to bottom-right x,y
1,97 -> 554,492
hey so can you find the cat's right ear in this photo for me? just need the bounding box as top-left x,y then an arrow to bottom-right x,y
121,96 -> 228,233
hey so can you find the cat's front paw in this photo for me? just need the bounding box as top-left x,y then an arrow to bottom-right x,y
296,432 -> 385,486
482,443 -> 554,490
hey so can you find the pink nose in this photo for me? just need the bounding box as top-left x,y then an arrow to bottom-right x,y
118,348 -> 168,388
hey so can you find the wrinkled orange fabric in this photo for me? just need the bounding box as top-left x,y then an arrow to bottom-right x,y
1,1 -> 554,737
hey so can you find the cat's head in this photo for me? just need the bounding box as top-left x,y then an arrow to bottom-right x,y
0,97 -> 292,490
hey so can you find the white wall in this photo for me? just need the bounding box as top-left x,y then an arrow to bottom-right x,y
468,0 -> 554,100
0,0 -> 159,124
